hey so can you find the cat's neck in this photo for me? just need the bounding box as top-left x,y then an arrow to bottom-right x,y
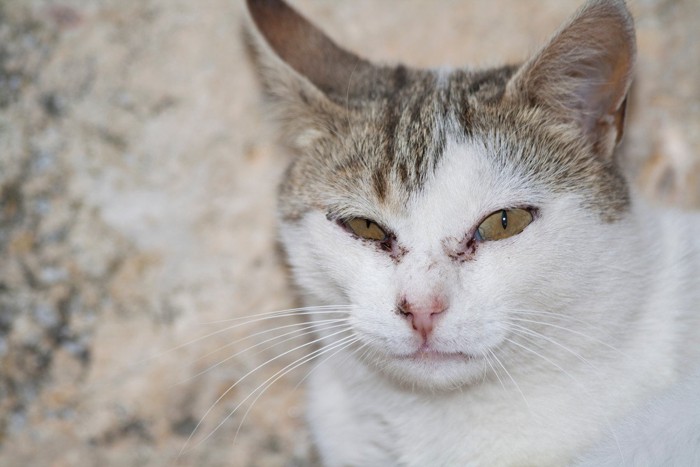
643,199 -> 700,361
641,199 -> 700,300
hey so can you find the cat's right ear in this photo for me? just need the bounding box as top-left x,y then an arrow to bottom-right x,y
245,0 -> 370,148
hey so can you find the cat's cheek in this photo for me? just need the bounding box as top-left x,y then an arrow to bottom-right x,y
463,199 -> 614,326
446,226 -> 556,346
279,213 -> 398,304
345,271 -> 422,351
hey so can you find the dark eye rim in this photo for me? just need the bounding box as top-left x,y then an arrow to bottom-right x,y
473,206 -> 539,242
329,214 -> 395,250
337,217 -> 387,240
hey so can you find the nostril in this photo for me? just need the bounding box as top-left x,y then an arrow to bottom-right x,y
397,298 -> 413,318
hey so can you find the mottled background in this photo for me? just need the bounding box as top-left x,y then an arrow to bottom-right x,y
0,0 -> 698,465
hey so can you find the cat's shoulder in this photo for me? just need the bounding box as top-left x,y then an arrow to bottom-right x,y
575,370 -> 700,467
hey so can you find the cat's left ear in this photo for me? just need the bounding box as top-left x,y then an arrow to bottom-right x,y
244,0 -> 376,149
506,0 -> 636,159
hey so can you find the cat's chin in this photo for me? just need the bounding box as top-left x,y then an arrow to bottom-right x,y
368,349 -> 488,391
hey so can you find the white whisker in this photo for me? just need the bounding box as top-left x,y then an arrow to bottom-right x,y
188,335 -> 358,454
173,321 -> 351,387
509,322 -> 595,370
193,318 -> 349,363
509,309 -> 609,333
503,336 -> 580,384
141,308 -> 351,364
504,332 -> 624,460
482,350 -> 507,392
293,340 -> 368,392
508,316 -> 621,354
197,305 -> 353,325
232,337 -> 361,445
488,348 -> 532,412
178,328 -> 353,456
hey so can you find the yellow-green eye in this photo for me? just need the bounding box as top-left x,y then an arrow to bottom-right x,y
344,218 -> 387,241
476,208 -> 533,241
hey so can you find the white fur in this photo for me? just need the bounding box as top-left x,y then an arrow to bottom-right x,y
280,136 -> 700,465
575,371 -> 700,466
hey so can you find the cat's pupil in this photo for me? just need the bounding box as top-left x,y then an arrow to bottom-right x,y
501,210 -> 508,230
366,219 -> 371,229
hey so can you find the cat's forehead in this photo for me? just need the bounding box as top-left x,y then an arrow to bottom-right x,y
279,68 -> 629,223
279,68 -> 514,213
350,68 -> 516,204
416,136 -> 534,212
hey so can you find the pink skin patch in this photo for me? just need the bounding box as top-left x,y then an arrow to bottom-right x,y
397,295 -> 448,340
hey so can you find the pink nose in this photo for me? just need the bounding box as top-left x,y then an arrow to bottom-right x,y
398,297 -> 447,339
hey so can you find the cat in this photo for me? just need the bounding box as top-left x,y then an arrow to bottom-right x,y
245,0 -> 700,465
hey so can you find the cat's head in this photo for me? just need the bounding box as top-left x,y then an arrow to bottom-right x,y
246,0 -> 640,390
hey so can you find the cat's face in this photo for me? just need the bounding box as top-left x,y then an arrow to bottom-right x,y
247,0 -> 637,389
279,111 -> 633,389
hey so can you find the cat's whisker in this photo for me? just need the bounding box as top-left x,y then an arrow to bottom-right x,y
504,331 -> 625,458
193,318 -> 350,364
502,337 -> 583,390
197,305 -> 353,325
509,309 -> 617,341
488,348 -> 532,412
509,309 -> 610,334
173,321 -> 352,387
178,328 -> 354,456
140,309 -> 352,365
186,335 -> 359,454
508,316 -> 622,355
353,343 -> 375,369
293,339 -> 369,392
343,340 -> 371,366
508,322 -> 596,370
232,336 -> 361,445
213,309 -> 351,327
477,352 -> 489,386
482,351 -> 507,393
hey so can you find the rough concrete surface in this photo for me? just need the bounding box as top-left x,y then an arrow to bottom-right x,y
0,0 -> 697,466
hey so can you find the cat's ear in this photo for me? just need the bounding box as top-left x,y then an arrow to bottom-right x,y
506,0 -> 636,158
245,0 -> 372,147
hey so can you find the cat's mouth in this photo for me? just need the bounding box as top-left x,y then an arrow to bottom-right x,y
395,349 -> 474,362
377,345 -> 488,387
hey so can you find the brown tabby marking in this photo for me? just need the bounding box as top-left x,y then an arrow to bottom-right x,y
246,0 -> 634,224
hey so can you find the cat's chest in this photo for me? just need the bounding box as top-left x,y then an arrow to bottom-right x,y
307,358 -> 662,466
358,385 -> 588,466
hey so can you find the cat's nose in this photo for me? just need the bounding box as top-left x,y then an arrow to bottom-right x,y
397,297 -> 447,339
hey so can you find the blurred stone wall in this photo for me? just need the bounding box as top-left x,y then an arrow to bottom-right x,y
0,0 -> 697,466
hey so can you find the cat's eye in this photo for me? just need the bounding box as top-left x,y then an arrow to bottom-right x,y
476,208 -> 533,241
342,218 -> 388,241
